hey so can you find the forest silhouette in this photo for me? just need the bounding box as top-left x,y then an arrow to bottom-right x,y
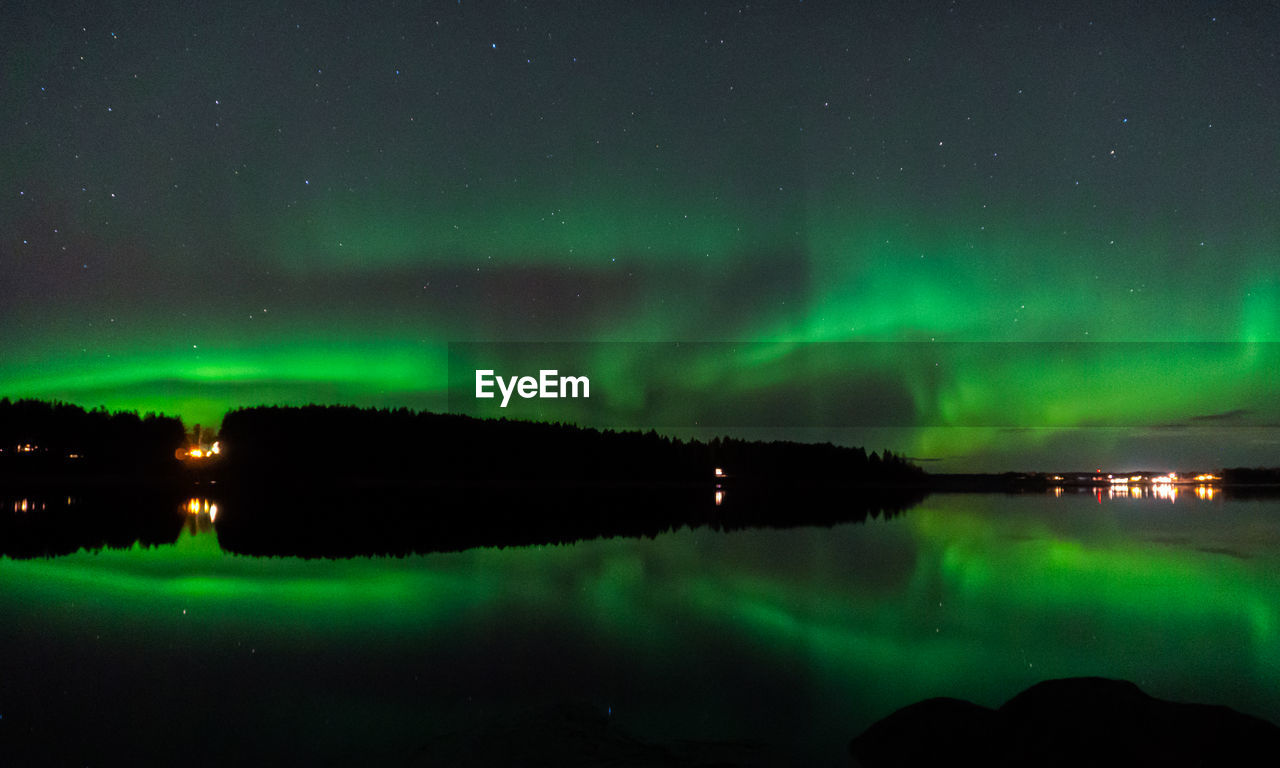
1,399 -> 928,558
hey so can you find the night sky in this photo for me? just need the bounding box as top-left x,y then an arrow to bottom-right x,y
4,1 -> 1278,471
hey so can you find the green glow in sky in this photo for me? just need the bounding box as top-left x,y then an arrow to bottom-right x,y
4,2 -> 1278,469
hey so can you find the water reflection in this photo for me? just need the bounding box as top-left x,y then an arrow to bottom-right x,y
5,490 -> 1280,767
211,484 -> 925,558
7,486 -> 1280,766
9,496 -> 81,512
184,497 -> 219,533
1051,483 -> 1222,503
1,489 -> 187,558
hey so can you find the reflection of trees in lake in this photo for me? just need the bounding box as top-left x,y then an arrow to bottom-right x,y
212,485 -> 928,559
0,489 -> 188,558
1,483 -> 926,560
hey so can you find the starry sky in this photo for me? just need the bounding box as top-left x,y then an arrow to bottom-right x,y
3,1 -> 1278,471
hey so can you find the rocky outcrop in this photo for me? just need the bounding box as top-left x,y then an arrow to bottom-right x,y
850,677 -> 1280,766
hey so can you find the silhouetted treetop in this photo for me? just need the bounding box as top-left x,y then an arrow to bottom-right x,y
0,398 -> 184,477
217,404 -> 923,488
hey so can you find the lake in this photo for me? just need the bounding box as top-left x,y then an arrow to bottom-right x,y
2,486 -> 1278,765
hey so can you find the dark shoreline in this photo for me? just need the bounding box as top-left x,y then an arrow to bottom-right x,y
850,677 -> 1280,767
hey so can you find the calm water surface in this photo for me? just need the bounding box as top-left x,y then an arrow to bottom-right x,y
2,489 -> 1279,765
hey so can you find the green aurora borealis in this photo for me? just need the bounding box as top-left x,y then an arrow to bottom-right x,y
4,1 -> 1279,469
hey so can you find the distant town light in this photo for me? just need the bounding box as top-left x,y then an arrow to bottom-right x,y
714,467 -> 725,477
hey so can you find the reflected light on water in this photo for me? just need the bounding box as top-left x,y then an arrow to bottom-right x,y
1105,484 -> 1179,501
1059,483 -> 1224,503
184,498 -> 219,529
7,497 -> 76,513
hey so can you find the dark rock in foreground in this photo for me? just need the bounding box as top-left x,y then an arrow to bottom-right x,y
850,677 -> 1280,766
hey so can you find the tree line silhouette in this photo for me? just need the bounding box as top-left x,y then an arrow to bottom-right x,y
207,405 -> 927,557
1222,467 -> 1280,485
0,397 -> 185,480
216,404 -> 925,489
1,398 -> 930,557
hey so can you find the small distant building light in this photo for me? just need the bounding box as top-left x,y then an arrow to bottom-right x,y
714,467 -> 725,478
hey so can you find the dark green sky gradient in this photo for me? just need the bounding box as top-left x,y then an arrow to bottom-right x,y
4,1 -> 1278,468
